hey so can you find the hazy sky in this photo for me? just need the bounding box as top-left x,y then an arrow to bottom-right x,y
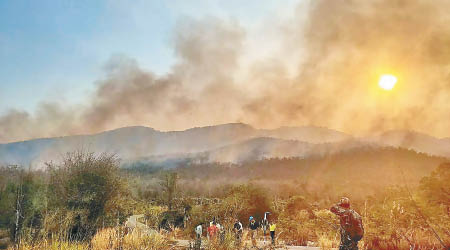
1,0 -> 450,143
0,0 -> 297,113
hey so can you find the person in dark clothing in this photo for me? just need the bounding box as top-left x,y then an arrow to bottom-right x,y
330,197 -> 364,250
249,218 -> 259,247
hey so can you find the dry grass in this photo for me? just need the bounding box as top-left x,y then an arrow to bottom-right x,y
91,227 -> 121,249
122,230 -> 168,250
317,233 -> 338,250
203,230 -> 236,250
8,240 -> 89,250
8,227 -> 169,250
91,226 -> 169,250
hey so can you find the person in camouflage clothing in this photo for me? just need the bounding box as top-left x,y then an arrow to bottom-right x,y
330,197 -> 364,250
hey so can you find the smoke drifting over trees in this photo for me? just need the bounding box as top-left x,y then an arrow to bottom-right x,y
2,0 -> 450,143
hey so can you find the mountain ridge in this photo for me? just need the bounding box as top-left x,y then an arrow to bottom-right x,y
1,123 -> 449,168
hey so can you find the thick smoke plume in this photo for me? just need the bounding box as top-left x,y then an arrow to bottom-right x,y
1,0 -> 450,143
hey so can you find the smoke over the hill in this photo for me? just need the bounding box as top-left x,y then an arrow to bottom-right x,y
2,0 -> 450,143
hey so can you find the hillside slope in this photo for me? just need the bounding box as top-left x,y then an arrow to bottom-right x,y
2,123 -> 450,169
0,123 -> 350,167
174,147 -> 449,196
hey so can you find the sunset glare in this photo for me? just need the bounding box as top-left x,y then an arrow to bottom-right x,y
378,74 -> 397,90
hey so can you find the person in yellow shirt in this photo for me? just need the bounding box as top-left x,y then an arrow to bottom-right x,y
269,222 -> 276,245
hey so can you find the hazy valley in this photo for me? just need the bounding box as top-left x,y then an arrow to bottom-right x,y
2,123 -> 450,170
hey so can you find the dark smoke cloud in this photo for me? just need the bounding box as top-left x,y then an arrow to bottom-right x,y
1,1 -> 450,143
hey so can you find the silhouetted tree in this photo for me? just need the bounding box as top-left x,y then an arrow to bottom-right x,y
160,172 -> 178,210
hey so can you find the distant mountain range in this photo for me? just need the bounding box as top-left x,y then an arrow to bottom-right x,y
0,123 -> 449,168
372,130 -> 450,157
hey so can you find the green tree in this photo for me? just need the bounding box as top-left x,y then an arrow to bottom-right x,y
418,163 -> 450,247
0,167 -> 46,244
419,162 -> 450,208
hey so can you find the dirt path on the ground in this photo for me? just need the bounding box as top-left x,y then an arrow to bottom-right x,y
171,239 -> 321,249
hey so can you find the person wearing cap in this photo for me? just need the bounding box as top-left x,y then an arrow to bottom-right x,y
249,217 -> 259,247
330,197 -> 364,250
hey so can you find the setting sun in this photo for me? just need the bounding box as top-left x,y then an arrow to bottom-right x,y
378,74 -> 397,90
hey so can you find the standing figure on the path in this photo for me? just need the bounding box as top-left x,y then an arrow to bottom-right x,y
217,222 -> 225,244
269,221 -> 276,245
261,212 -> 270,242
194,223 -> 203,249
207,221 -> 219,241
249,217 -> 259,248
330,197 -> 364,250
233,218 -> 243,247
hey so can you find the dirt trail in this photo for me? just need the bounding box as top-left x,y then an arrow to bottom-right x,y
172,239 -> 321,249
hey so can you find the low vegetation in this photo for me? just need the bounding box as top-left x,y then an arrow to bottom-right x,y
0,150 -> 449,249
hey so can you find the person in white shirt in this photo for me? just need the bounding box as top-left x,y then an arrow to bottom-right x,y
195,224 -> 203,238
233,218 -> 243,246
194,223 -> 203,249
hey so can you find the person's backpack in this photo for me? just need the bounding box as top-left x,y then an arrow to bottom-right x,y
346,210 -> 364,241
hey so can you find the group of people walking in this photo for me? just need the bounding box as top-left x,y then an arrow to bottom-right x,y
194,197 -> 364,250
194,214 -> 277,249
194,220 -> 225,248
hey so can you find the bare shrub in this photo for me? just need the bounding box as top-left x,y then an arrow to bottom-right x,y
46,151 -> 130,240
